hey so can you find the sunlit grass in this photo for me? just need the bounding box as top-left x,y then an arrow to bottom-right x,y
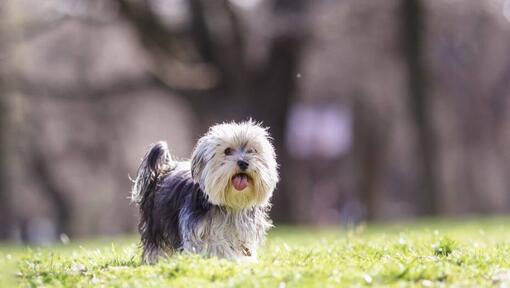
2,217 -> 510,287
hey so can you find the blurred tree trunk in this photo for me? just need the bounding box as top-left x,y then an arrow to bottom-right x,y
354,97 -> 388,221
30,148 -> 72,238
254,35 -> 304,223
0,74 -> 12,240
0,6 -> 13,240
22,108 -> 73,238
401,0 -> 439,215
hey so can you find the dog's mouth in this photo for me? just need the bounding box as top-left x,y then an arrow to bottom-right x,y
232,173 -> 250,191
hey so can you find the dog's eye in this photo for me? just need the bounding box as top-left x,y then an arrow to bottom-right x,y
246,148 -> 256,154
224,148 -> 233,156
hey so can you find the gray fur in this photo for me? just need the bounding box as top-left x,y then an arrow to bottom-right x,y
179,203 -> 272,259
132,121 -> 278,263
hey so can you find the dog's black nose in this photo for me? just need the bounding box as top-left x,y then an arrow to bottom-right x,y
237,160 -> 249,171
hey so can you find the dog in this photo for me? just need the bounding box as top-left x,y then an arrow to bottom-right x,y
131,120 -> 279,264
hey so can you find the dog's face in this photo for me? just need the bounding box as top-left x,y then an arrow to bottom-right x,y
191,121 -> 278,209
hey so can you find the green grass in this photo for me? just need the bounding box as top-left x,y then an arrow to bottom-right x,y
2,218 -> 510,287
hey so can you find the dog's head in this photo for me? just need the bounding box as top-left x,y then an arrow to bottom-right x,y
191,120 -> 279,209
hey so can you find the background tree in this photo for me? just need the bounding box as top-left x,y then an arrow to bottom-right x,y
400,0 -> 439,215
116,0 -> 309,222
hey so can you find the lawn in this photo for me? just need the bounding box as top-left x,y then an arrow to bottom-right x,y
2,218 -> 510,287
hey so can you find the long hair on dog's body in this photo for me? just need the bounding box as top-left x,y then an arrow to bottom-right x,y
131,121 -> 278,264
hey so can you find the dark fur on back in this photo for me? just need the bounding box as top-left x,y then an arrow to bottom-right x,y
152,169 -> 211,251
132,142 -> 212,262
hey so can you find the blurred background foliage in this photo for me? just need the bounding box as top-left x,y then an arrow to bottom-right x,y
1,0 -> 510,244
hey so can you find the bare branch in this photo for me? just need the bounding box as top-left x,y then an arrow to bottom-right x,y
223,0 -> 246,62
5,11 -> 118,45
188,0 -> 215,63
15,76 -> 153,101
116,0 -> 189,59
14,73 -> 204,101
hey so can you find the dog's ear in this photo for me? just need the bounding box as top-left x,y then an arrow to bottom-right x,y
191,139 -> 208,182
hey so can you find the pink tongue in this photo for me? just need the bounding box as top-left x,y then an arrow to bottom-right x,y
232,174 -> 248,191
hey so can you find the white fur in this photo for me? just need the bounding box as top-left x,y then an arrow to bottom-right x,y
180,206 -> 272,260
184,120 -> 278,259
191,120 -> 279,210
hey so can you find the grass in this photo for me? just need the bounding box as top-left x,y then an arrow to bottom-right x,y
2,217 -> 510,287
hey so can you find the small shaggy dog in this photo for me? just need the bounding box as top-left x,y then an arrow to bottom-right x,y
131,121 -> 279,263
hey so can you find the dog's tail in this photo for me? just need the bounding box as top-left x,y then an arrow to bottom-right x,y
131,141 -> 172,204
